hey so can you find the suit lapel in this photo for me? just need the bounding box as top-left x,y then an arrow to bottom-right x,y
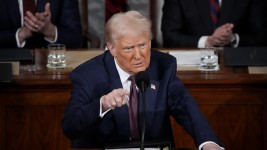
138,80 -> 159,131
104,51 -> 131,139
7,0 -> 21,27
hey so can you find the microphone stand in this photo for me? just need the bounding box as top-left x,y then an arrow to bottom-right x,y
140,82 -> 146,150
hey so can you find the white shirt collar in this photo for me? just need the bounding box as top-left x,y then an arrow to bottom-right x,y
114,58 -> 130,88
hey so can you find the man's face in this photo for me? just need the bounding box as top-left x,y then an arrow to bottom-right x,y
108,33 -> 151,75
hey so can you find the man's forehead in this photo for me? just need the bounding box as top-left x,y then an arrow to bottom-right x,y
118,35 -> 149,45
121,39 -> 147,46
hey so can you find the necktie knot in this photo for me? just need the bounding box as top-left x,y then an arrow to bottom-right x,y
128,76 -> 135,83
128,76 -> 136,88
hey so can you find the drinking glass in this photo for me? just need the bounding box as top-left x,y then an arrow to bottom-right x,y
47,44 -> 66,68
199,48 -> 219,71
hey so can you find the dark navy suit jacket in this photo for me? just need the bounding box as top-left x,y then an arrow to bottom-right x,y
62,49 -> 222,148
0,0 -> 82,48
161,0 -> 267,47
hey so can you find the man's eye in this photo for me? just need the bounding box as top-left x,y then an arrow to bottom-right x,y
139,43 -> 146,49
124,47 -> 133,51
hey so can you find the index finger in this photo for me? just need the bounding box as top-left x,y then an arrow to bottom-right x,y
117,88 -> 129,96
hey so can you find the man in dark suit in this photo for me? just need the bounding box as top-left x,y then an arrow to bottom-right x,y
161,0 -> 267,48
62,11 -> 223,150
0,0 -> 82,48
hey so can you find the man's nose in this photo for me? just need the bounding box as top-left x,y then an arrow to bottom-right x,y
133,48 -> 141,59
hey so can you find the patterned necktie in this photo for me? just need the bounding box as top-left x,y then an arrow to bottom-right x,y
128,76 -> 139,140
23,0 -> 36,16
209,0 -> 220,27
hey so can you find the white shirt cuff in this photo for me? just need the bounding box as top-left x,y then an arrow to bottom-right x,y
199,141 -> 224,150
16,28 -> 26,48
198,36 -> 209,48
232,33 -> 239,47
99,96 -> 111,118
44,26 -> 58,43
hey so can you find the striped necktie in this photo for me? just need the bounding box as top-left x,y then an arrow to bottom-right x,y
209,0 -> 220,27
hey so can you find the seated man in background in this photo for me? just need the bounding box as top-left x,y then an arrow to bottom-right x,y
0,0 -> 82,48
62,10 -> 224,150
161,0 -> 267,48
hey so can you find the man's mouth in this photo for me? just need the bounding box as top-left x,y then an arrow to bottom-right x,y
133,62 -> 143,68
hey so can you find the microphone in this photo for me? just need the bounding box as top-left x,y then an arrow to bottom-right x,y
136,71 -> 150,93
135,71 -> 150,150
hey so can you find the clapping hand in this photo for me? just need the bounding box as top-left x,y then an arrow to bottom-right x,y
22,3 -> 56,41
206,23 -> 234,47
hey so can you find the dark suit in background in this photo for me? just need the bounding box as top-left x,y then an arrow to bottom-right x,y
161,0 -> 267,47
0,0 -> 82,48
62,49 -> 222,148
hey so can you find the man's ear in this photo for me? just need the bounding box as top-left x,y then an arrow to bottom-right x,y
106,42 -> 116,57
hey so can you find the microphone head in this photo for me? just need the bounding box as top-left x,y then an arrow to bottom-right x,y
135,71 -> 150,92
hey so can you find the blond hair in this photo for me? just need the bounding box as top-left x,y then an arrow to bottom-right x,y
105,11 -> 152,45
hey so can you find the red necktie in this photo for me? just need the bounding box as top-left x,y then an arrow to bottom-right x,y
209,0 -> 220,27
128,76 -> 139,140
23,0 -> 36,16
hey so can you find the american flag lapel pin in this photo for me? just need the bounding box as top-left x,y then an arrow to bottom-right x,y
151,84 -> 156,90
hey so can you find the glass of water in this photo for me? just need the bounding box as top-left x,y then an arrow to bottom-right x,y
47,44 -> 66,68
199,48 -> 219,71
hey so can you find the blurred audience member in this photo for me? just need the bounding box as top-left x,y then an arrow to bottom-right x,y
161,0 -> 267,48
0,0 -> 82,48
105,0 -> 127,22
